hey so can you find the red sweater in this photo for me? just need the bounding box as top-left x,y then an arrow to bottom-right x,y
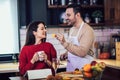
19,42 -> 57,76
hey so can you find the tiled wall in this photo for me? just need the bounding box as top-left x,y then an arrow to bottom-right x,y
20,27 -> 120,58
94,28 -> 120,44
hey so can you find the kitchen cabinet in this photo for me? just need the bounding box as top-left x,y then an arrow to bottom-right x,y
1,59 -> 120,79
18,0 -> 47,27
47,0 -> 105,27
18,0 -> 120,27
95,59 -> 120,80
104,0 -> 120,26
101,66 -> 120,80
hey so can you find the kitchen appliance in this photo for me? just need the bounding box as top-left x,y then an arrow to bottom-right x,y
110,34 -> 120,59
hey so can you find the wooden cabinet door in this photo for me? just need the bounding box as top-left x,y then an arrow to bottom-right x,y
101,66 -> 120,80
104,0 -> 120,26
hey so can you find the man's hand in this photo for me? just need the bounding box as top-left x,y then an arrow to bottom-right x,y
60,53 -> 68,61
56,33 -> 66,44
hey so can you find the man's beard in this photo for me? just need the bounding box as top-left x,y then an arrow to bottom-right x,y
66,20 -> 73,26
66,17 -> 76,26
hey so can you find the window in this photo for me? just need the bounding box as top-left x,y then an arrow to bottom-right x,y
0,0 -> 19,54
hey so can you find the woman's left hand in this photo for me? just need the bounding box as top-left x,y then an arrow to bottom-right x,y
41,52 -> 52,66
41,52 -> 47,61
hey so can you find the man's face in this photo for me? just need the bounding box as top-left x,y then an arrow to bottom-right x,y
65,8 -> 76,26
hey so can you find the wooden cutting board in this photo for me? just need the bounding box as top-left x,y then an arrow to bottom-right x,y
57,71 -> 84,80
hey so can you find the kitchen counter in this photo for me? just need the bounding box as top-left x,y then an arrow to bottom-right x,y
60,59 -> 120,69
0,59 -> 120,73
0,62 -> 67,73
95,59 -> 120,69
0,63 -> 19,73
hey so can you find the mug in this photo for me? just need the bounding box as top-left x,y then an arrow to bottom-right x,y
38,51 -> 44,61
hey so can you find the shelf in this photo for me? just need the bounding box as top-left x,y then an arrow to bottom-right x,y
89,23 -> 105,26
47,0 -> 104,27
48,5 -> 67,8
57,23 -> 105,27
58,23 -> 68,26
81,5 -> 104,8
48,5 -> 103,9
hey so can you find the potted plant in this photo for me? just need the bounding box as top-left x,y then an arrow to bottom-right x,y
92,10 -> 103,23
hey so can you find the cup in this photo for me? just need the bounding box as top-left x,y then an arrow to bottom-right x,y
52,58 -> 60,74
38,51 -> 44,61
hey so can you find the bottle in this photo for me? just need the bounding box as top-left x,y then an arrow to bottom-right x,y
90,0 -> 93,5
61,0 -> 66,5
68,0 -> 73,5
54,0 -> 58,5
84,13 -> 90,23
83,0 -> 89,5
92,0 -> 97,5
12,54 -> 17,64
97,42 -> 101,58
110,47 -> 116,59
77,0 -> 80,5
50,0 -> 54,5
48,0 -> 50,5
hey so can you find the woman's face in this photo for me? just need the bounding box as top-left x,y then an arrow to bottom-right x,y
33,23 -> 47,39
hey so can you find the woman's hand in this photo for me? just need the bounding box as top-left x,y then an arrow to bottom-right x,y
31,51 -> 48,64
41,52 -> 52,67
42,51 -> 47,61
31,52 -> 39,64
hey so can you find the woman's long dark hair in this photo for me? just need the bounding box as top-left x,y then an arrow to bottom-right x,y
25,21 -> 46,46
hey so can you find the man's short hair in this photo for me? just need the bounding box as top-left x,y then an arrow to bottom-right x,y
66,4 -> 83,17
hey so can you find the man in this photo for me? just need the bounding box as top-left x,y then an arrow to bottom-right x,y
56,4 -> 95,71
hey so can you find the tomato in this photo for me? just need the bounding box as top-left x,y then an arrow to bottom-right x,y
98,52 -> 110,59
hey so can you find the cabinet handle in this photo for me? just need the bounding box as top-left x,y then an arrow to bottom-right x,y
110,8 -> 115,19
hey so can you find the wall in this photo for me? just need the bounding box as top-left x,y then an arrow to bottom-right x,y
20,26 -> 120,58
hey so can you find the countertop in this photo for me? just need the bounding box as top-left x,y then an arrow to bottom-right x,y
60,59 -> 120,69
95,59 -> 120,69
0,63 -> 19,73
0,59 -> 120,73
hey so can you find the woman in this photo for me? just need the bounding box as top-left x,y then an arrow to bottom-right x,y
19,21 -> 57,76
